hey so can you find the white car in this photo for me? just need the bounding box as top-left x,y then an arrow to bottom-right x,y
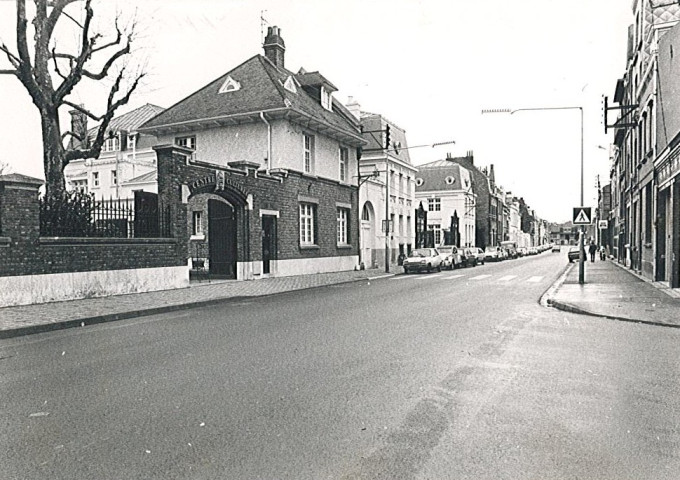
403,248 -> 443,273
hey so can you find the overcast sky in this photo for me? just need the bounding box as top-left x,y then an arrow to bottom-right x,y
0,0 -> 632,222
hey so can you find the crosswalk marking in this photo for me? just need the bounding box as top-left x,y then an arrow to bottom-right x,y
499,275 -> 517,282
391,275 -> 412,280
448,274 -> 466,279
416,274 -> 442,280
528,276 -> 543,283
470,274 -> 492,280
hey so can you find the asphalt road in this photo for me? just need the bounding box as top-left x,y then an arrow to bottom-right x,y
2,252 -> 680,479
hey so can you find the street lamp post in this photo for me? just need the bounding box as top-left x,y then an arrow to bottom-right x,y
481,106 -> 585,284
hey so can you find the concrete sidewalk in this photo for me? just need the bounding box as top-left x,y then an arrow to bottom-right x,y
546,258 -> 680,327
0,268 -> 391,339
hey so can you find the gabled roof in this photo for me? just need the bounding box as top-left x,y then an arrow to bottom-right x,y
139,55 -> 364,146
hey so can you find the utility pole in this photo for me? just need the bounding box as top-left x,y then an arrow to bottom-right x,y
384,124 -> 391,273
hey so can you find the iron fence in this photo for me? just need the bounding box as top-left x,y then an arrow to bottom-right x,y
40,191 -> 172,238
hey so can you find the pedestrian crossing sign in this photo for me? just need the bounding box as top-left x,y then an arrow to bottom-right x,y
573,207 -> 592,225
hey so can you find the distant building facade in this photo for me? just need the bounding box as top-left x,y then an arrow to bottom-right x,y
414,159 -> 476,247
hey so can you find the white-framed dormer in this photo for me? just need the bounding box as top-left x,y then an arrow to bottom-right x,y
321,86 -> 332,110
218,75 -> 241,94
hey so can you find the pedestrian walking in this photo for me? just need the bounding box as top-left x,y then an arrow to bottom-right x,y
588,241 -> 597,263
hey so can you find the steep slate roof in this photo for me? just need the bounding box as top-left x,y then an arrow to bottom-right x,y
415,162 -> 469,192
140,55 -> 363,144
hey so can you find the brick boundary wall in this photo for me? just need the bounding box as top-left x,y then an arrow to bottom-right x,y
0,173 -> 187,307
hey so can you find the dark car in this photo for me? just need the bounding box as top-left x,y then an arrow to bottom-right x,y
567,246 -> 582,262
460,247 -> 479,267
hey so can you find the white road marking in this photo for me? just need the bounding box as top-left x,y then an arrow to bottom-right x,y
391,275 -> 413,280
448,274 -> 466,279
528,276 -> 543,283
499,275 -> 517,282
416,274 -> 443,280
470,274 -> 492,280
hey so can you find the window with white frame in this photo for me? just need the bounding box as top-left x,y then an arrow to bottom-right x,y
127,134 -> 136,150
176,135 -> 197,161
337,208 -> 349,245
176,135 -> 196,150
111,169 -> 117,186
303,134 -> 315,173
102,136 -> 119,152
339,147 -> 348,182
428,223 -> 442,245
72,179 -> 88,193
192,211 -> 203,236
427,197 -> 441,211
321,86 -> 332,110
92,171 -> 100,188
299,203 -> 316,245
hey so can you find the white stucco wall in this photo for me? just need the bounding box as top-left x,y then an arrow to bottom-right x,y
157,119 -> 358,186
0,266 -> 189,308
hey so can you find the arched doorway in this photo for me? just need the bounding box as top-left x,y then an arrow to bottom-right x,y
361,202 -> 375,268
188,188 -> 246,280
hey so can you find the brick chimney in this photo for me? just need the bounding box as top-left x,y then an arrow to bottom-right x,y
68,107 -> 88,150
346,96 -> 361,121
263,26 -> 285,68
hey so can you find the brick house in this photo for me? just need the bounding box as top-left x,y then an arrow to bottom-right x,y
140,26 -> 364,280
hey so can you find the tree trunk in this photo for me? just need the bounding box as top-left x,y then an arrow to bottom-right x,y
41,108 -> 66,200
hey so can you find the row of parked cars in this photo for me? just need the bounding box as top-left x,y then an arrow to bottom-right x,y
402,244 -> 552,274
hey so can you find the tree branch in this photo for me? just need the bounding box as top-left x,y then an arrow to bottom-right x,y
62,100 -> 104,121
51,47 -> 68,80
82,40 -> 130,80
64,69 -> 145,163
53,0 -> 95,102
0,42 -> 22,69
45,0 -> 81,39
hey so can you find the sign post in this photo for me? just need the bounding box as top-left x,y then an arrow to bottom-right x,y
573,207 -> 592,284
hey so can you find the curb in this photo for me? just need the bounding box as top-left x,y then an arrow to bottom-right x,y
0,275 -> 378,340
546,298 -> 680,329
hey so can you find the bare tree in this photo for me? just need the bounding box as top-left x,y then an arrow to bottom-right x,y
0,161 -> 11,175
0,0 -> 144,199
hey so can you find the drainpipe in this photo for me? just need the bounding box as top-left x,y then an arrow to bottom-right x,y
260,112 -> 272,172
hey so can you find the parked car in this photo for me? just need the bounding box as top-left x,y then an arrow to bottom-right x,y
484,245 -> 503,261
437,245 -> 463,270
528,247 -> 538,255
500,241 -> 518,259
567,245 -> 581,262
552,244 -> 561,253
517,247 -> 527,257
460,247 -> 478,267
403,248 -> 442,273
470,247 -> 486,265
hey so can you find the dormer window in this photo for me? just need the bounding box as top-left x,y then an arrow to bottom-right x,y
218,75 -> 241,94
321,86 -> 332,110
283,76 -> 297,93
102,136 -> 119,152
